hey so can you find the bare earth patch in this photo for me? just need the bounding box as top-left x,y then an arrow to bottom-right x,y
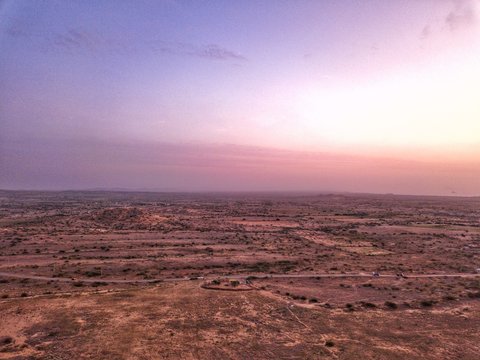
1,191 -> 479,359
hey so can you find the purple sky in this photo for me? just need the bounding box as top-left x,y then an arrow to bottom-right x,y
1,1 -> 479,195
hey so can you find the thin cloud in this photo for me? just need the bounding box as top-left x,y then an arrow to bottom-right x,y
192,44 -> 246,61
5,24 -> 29,38
420,25 -> 431,40
4,24 -> 247,61
445,0 -> 478,31
51,28 -> 102,53
150,41 -> 247,61
44,28 -> 134,55
419,1 -> 478,41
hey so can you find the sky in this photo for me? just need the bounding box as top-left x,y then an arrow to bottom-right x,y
1,0 -> 479,195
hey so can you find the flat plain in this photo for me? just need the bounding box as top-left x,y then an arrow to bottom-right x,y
0,190 -> 479,359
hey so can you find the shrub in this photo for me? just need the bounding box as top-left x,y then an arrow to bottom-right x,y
0,336 -> 13,345
420,300 -> 434,307
385,301 -> 397,309
467,291 -> 480,299
85,270 -> 101,277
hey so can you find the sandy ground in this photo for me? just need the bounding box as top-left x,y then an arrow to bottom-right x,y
1,281 -> 479,360
0,191 -> 479,359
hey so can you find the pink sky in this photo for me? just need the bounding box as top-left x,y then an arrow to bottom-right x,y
1,1 -> 480,195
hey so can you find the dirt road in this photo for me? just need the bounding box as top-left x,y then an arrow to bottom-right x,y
1,271 -> 479,284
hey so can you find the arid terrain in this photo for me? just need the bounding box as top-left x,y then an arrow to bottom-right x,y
0,190 -> 479,359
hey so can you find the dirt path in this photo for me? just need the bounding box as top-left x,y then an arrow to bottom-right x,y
0,271 -> 479,284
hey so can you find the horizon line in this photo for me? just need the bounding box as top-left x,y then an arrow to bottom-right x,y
1,188 -> 478,199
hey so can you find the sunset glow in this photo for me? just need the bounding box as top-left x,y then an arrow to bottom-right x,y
1,0 -> 479,195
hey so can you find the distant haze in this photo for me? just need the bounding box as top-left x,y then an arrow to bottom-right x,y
1,1 -> 480,195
